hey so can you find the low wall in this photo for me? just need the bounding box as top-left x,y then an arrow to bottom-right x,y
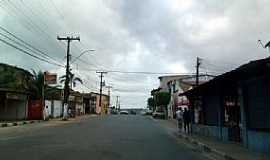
247,130 -> 270,153
192,124 -> 229,141
52,100 -> 62,118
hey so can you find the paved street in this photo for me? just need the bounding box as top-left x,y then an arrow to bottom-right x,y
0,115 -> 209,160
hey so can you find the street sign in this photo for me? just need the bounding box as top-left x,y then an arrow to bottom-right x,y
44,71 -> 57,84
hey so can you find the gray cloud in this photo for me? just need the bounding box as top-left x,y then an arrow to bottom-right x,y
1,0 -> 270,108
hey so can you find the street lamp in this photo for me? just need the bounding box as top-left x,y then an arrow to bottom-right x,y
71,49 -> 95,64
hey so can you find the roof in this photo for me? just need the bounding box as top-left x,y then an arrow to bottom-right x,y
0,63 -> 32,76
181,57 -> 270,96
90,92 -> 109,97
158,75 -> 192,80
0,88 -> 29,94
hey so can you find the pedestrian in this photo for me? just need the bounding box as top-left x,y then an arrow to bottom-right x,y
183,108 -> 191,134
68,107 -> 72,118
43,105 -> 50,121
176,107 -> 183,132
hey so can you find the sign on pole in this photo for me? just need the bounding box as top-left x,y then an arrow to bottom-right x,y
44,71 -> 57,84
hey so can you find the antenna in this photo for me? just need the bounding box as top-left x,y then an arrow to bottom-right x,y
258,39 -> 270,53
258,40 -> 265,48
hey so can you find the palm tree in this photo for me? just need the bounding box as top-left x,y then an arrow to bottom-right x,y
29,70 -> 60,99
28,70 -> 44,99
59,72 -> 83,89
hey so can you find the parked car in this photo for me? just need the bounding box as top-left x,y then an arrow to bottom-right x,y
130,110 -> 136,115
120,110 -> 129,115
145,109 -> 153,115
152,109 -> 165,119
110,110 -> 118,115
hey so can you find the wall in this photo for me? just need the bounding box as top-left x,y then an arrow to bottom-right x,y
192,124 -> 229,141
28,100 -> 43,120
247,130 -> 270,153
52,100 -> 62,118
45,100 -> 52,116
240,75 -> 270,153
202,94 -> 221,126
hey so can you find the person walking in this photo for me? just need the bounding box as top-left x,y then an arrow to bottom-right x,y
176,107 -> 183,132
183,108 -> 191,134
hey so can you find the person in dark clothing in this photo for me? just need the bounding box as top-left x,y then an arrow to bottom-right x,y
183,108 -> 191,134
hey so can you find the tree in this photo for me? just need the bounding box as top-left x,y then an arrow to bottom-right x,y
155,92 -> 170,107
147,97 -> 155,110
59,72 -> 83,89
0,63 -> 32,90
29,70 -> 44,99
154,92 -> 171,119
29,70 -> 60,100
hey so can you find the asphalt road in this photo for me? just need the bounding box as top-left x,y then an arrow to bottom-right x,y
0,115 -> 209,160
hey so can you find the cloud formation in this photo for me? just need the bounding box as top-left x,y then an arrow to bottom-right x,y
1,0 -> 270,108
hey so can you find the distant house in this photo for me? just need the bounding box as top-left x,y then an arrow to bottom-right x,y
165,75 -> 213,119
90,92 -> 109,115
69,91 -> 84,116
0,63 -> 32,121
0,63 -> 32,90
0,88 -> 29,120
182,57 -> 270,153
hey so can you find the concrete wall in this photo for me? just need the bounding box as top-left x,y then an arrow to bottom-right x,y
52,100 -> 62,118
45,100 -> 52,116
192,124 -> 229,141
247,130 -> 270,153
0,100 -> 27,120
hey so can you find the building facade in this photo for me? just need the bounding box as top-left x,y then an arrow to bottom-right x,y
183,58 -> 270,153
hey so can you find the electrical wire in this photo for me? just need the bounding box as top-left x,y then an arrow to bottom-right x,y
0,37 -> 65,67
0,26 -> 63,64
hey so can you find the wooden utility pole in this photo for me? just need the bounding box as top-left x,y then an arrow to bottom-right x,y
106,86 -> 112,108
116,96 -> 120,111
96,71 -> 107,111
196,57 -> 201,87
57,36 -> 80,118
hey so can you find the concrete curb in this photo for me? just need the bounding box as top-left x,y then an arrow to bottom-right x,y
177,133 -> 237,160
0,120 -> 43,128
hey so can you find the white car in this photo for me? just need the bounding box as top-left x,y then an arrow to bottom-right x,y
119,110 -> 129,115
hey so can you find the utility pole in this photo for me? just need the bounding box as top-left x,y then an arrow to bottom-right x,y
116,96 -> 119,111
96,71 -> 107,113
57,36 -> 80,119
196,57 -> 202,87
106,86 -> 112,108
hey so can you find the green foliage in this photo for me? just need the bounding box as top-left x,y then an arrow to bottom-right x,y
59,72 -> 83,89
155,92 -> 170,107
29,70 -> 61,99
147,97 -> 155,109
0,63 -> 32,90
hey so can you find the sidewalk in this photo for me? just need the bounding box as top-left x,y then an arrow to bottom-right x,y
161,119 -> 270,160
0,120 -> 43,128
0,114 -> 98,128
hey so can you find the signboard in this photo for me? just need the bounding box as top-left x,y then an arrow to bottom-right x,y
69,96 -> 75,101
6,93 -> 27,100
44,71 -> 57,84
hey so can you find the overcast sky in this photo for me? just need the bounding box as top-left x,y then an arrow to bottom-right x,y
1,0 -> 270,108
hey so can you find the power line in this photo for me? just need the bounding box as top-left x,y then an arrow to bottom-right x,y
4,0 -> 65,52
0,26 -> 63,64
47,0 -> 65,19
0,37 -> 64,67
80,67 -> 196,75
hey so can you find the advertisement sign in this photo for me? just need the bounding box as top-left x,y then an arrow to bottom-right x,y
44,71 -> 57,84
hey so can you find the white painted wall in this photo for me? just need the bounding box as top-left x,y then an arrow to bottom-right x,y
53,100 -> 62,118
45,100 -> 52,116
